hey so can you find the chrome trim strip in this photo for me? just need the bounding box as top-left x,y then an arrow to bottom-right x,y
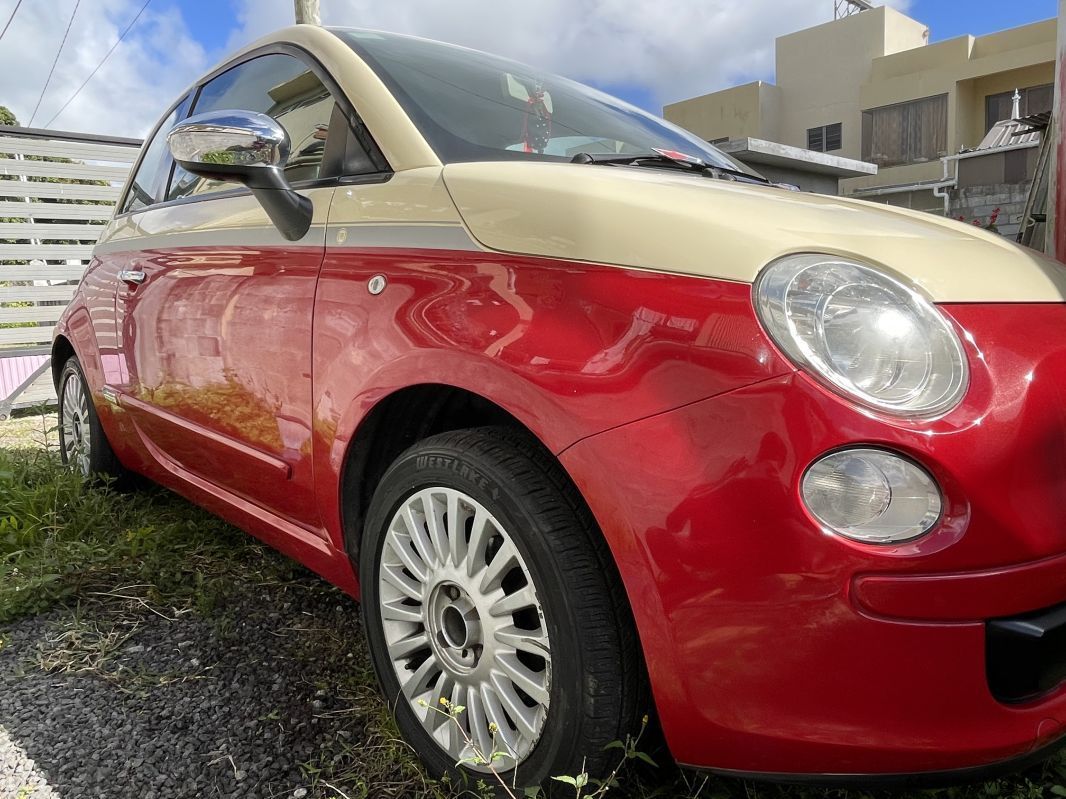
329,223 -> 482,252
92,223 -> 481,256
93,224 -> 328,255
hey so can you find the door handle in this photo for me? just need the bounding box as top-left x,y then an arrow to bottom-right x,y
119,269 -> 146,285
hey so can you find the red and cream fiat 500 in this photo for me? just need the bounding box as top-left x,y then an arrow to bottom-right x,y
54,23 -> 1066,790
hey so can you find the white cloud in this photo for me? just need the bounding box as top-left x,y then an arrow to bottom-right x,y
0,0 -> 915,137
0,0 -> 210,136
228,0 -> 917,109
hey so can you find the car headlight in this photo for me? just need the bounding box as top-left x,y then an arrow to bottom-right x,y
754,254 -> 968,418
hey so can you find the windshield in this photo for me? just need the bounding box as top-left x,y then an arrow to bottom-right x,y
333,28 -> 748,171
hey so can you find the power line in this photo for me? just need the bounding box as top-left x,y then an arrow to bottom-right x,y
44,0 -> 154,129
28,0 -> 81,127
0,0 -> 23,43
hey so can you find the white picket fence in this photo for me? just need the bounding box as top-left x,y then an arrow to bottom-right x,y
0,125 -> 140,418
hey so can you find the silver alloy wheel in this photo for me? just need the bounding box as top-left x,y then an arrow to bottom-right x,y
378,486 -> 551,772
60,372 -> 92,476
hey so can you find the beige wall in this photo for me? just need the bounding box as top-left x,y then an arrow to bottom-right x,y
759,83 -> 782,142
664,8 -> 1057,199
663,81 -> 780,142
774,7 -> 928,158
841,161 -> 942,194
875,188 -> 942,214
860,21 -> 1055,154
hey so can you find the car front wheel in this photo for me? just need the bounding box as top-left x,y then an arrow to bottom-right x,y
360,427 -> 644,791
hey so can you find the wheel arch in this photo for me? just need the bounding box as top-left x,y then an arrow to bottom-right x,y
339,382 -> 536,564
50,305 -> 103,394
50,334 -> 76,390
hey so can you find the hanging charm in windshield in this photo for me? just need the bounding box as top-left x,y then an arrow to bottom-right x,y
521,79 -> 552,154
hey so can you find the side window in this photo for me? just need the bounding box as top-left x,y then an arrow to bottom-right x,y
120,94 -> 192,214
167,54 -> 336,202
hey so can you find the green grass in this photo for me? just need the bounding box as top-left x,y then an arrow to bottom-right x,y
3,418 -> 1066,798
0,446 -> 258,623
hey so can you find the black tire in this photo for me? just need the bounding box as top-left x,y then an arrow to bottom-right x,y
360,427 -> 645,794
57,356 -> 126,481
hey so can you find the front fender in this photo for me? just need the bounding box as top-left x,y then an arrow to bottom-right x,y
312,248 -> 791,456
309,247 -> 791,568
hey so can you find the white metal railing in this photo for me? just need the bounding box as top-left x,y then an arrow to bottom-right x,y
0,125 -> 141,418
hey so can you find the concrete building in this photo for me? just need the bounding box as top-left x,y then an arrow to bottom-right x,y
665,5 -> 1057,222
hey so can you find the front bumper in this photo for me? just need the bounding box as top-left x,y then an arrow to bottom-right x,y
559,303 -> 1066,777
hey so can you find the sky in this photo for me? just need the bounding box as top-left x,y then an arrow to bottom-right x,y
0,0 -> 1059,138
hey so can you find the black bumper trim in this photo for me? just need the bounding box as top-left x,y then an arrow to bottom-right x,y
988,601 -> 1066,703
682,731 -> 1066,789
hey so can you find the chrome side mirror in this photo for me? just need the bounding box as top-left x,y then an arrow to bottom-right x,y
168,109 -> 290,169
167,109 -> 312,241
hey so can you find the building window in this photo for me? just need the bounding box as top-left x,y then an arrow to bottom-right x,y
985,84 -> 1054,132
861,94 -> 948,168
807,123 -> 842,152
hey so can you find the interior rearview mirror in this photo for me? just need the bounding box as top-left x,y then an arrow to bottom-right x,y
167,109 -> 313,241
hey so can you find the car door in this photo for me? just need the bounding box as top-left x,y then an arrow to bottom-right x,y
107,51 -> 354,529
89,92 -> 193,397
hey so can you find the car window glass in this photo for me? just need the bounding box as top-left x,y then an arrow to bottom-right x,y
120,94 -> 192,214
167,54 -> 336,202
336,29 -> 749,173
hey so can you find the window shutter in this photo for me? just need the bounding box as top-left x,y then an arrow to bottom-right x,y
825,123 -> 842,151
862,94 -> 948,167
807,126 -> 824,152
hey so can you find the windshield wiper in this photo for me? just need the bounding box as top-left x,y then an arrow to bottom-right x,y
571,149 -> 772,186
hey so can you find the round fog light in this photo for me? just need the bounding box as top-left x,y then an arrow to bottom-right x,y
801,448 -> 941,544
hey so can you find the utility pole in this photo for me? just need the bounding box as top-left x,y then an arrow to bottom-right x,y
1050,0 -> 1064,261
295,0 -> 320,25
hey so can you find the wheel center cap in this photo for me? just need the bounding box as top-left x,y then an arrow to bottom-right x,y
440,604 -> 472,649
428,582 -> 483,673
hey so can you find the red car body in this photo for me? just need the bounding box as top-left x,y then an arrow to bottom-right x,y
52,24 -> 1066,782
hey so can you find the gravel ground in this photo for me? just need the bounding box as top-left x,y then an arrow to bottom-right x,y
0,567 -> 423,799
0,411 -> 452,799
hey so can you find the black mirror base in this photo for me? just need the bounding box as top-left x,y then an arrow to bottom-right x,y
251,187 -> 314,241
173,160 -> 313,242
